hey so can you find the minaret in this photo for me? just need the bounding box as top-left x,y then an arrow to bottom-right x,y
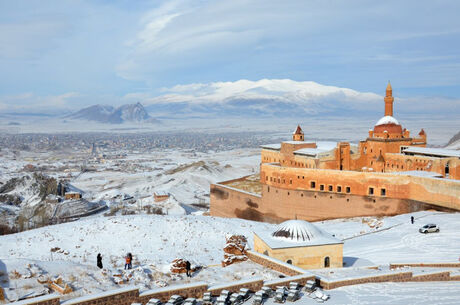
384,81 -> 394,116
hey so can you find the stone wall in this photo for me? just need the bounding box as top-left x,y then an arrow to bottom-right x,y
390,262 -> 460,269
7,294 -> 60,305
60,287 -> 139,305
319,272 -> 413,289
208,277 -> 264,296
138,282 -> 208,303
246,250 -> 307,276
263,274 -> 316,289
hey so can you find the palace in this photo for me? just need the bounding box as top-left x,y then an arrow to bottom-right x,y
210,83 -> 460,223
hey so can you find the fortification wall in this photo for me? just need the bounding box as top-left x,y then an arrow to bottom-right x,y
262,164 -> 460,212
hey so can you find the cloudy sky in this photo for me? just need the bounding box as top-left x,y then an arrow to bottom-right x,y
1,0 -> 460,113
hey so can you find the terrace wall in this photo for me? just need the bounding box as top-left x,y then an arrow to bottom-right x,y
207,277 -> 264,296
138,282 -> 208,303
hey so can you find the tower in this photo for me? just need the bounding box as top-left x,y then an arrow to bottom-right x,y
384,81 -> 394,116
292,125 -> 304,141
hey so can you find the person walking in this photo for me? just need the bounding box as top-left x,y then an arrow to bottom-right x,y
125,253 -> 132,270
185,260 -> 192,277
411,216 -> 414,224
97,253 -> 103,269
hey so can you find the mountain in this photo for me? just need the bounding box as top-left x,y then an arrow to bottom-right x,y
144,79 -> 460,119
69,102 -> 159,124
446,131 -> 460,150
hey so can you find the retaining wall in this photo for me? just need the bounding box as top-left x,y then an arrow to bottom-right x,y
263,274 -> 316,289
208,277 -> 264,296
390,262 -> 460,269
138,282 -> 208,303
319,271 -> 413,289
60,287 -> 139,305
7,294 -> 60,305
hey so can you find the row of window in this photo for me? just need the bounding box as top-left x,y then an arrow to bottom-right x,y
266,176 -> 387,197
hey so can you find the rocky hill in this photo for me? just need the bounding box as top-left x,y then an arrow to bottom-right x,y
68,102 -> 159,124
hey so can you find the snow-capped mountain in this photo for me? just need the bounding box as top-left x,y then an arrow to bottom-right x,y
145,79 -> 383,117
69,102 -> 158,124
446,131 -> 460,150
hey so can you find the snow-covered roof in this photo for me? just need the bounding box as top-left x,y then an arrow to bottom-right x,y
402,146 -> 460,158
393,171 -> 444,178
255,220 -> 342,249
154,191 -> 169,196
375,116 -> 400,126
294,148 -> 328,157
260,143 -> 281,150
282,141 -> 315,145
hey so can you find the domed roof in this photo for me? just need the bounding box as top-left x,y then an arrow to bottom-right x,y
375,116 -> 399,126
271,220 -> 325,242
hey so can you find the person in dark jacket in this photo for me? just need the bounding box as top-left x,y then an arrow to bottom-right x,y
411,216 -> 415,224
125,253 -> 133,270
97,253 -> 103,269
185,260 -> 191,277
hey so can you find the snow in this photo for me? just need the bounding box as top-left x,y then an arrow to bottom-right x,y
260,144 -> 281,150
393,170 -> 444,178
402,146 -> 460,158
294,148 -> 329,157
375,116 -> 400,126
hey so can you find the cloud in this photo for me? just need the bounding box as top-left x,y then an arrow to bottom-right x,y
0,92 -> 80,113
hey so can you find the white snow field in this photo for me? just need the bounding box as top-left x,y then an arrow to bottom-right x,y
1,211 -> 459,303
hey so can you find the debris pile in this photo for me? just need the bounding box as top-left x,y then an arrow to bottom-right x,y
222,234 -> 248,267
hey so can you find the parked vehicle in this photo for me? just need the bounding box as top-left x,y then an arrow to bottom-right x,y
220,290 -> 231,303
289,282 -> 300,291
261,286 -> 273,298
184,298 -> 197,305
229,293 -> 243,305
147,298 -> 162,305
216,296 -> 227,305
304,280 -> 316,292
252,294 -> 263,305
168,295 -> 184,305
419,224 -> 440,233
286,290 -> 300,302
274,288 -> 286,303
202,292 -> 213,305
239,288 -> 251,301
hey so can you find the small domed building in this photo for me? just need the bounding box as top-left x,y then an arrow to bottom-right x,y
253,220 -> 343,269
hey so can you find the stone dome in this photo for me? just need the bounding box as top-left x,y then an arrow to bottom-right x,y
271,220 -> 325,242
375,115 -> 399,126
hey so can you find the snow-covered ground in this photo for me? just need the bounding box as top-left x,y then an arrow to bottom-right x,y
1,212 -> 459,303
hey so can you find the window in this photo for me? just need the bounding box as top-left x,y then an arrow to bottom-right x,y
381,188 -> 386,196
310,181 -> 316,189
263,250 -> 268,256
320,184 -> 325,191
337,186 -> 342,192
324,257 -> 330,268
289,179 -> 292,184
346,186 -> 351,193
328,185 -> 333,192
266,176 -> 268,181
287,192 -> 290,196
369,187 -> 374,195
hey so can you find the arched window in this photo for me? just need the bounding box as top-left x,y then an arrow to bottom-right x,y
324,257 -> 330,268
286,259 -> 292,265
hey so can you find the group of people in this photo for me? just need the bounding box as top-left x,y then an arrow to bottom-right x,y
96,252 -> 133,270
96,253 -> 194,277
